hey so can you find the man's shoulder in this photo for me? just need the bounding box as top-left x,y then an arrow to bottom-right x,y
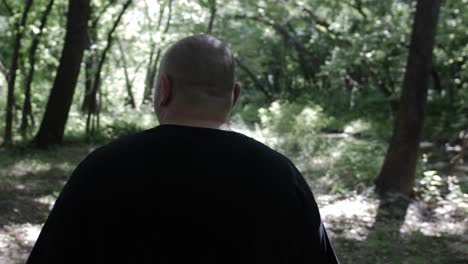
80,128 -> 158,165
234,132 -> 295,167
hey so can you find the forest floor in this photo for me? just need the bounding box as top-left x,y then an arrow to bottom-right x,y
0,143 -> 467,264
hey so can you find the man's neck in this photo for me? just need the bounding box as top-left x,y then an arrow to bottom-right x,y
159,117 -> 232,131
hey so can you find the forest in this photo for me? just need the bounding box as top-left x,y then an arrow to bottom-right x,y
0,0 -> 467,263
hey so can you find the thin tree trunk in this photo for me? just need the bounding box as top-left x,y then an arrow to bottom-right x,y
33,0 -> 91,147
20,0 -> 55,133
375,0 -> 441,196
143,0 -> 173,104
143,42 -> 156,103
81,1 -> 115,112
3,0 -> 34,145
206,0 -> 216,34
117,39 -> 136,109
86,0 -> 132,134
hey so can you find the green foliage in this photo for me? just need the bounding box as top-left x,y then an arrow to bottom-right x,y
329,139 -> 385,193
64,109 -> 156,144
258,100 -> 328,154
254,100 -> 387,194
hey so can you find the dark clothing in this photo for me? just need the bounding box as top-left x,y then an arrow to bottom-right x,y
27,125 -> 339,263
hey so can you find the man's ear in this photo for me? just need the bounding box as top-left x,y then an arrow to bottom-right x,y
159,74 -> 173,107
232,82 -> 241,108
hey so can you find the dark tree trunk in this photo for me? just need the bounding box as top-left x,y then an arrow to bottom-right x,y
117,39 -> 137,109
375,0 -> 441,196
3,0 -> 34,145
20,0 -> 55,133
142,0 -> 173,104
143,43 -> 156,103
206,0 -> 216,34
81,1 -> 115,112
33,0 -> 91,147
85,0 -> 132,134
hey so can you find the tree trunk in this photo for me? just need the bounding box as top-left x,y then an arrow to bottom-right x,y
117,39 -> 136,109
375,0 -> 441,196
81,1 -> 115,112
206,0 -> 216,34
85,0 -> 132,134
20,0 -> 55,133
33,0 -> 91,147
3,0 -> 34,145
142,0 -> 173,104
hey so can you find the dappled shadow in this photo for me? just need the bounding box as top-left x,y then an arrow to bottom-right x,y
329,195 -> 467,263
0,145 -> 94,263
320,192 -> 468,263
0,166 -> 69,227
332,230 -> 468,264
370,194 -> 410,237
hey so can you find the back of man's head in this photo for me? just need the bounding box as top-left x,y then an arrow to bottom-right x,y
154,34 -> 237,123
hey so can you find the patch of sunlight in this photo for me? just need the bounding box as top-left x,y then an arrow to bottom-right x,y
34,195 -> 56,209
2,161 -> 51,178
55,162 -> 72,171
320,194 -> 378,223
295,106 -> 323,129
319,190 -> 467,243
343,119 -> 371,134
318,194 -> 378,241
399,201 -> 467,237
0,224 -> 42,263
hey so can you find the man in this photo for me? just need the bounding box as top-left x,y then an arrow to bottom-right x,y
27,35 -> 339,263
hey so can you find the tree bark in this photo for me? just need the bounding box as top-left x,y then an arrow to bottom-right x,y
117,39 -> 138,109
375,0 -> 441,196
142,0 -> 173,104
20,0 -> 55,132
85,0 -> 132,134
3,0 -> 34,145
33,0 -> 91,147
81,1 -> 115,112
206,0 -> 216,34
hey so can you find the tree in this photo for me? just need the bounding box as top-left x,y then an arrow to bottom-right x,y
20,0 -> 55,133
142,0 -> 173,104
375,0 -> 442,196
33,0 -> 91,147
85,0 -> 132,135
81,0 -> 116,113
117,38 -> 143,109
203,0 -> 216,34
3,0 -> 34,145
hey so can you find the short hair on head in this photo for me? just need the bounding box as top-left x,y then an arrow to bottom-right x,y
158,34 -> 235,103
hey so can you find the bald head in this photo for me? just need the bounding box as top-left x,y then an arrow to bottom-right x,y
154,35 -> 239,125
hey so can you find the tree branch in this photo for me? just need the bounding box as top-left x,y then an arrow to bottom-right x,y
235,57 -> 272,99
1,0 -> 13,16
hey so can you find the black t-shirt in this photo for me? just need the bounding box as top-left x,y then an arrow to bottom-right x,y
27,125 -> 339,263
